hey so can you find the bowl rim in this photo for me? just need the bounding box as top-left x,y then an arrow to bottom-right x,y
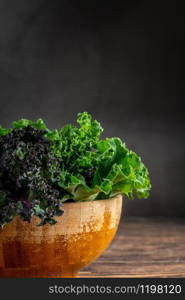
62,193 -> 122,207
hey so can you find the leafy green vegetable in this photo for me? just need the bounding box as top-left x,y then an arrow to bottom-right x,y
0,113 -> 151,227
12,118 -> 47,130
0,126 -> 11,136
0,125 -> 63,227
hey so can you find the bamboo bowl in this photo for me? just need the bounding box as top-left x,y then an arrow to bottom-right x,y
0,194 -> 122,277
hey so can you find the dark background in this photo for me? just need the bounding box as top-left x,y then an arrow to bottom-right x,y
0,0 -> 184,217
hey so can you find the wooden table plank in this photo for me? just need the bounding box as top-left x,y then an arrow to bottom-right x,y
79,218 -> 185,278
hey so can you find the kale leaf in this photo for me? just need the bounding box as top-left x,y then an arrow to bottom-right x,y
0,125 -> 63,227
0,113 -> 151,227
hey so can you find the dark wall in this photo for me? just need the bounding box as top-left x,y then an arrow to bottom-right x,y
0,0 -> 184,216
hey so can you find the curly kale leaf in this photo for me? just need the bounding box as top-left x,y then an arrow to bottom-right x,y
53,113 -> 151,202
0,126 -> 63,227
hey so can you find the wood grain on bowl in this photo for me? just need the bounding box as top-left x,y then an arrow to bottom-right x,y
0,195 -> 122,278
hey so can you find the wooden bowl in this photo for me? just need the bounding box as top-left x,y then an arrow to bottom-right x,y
0,195 -> 122,277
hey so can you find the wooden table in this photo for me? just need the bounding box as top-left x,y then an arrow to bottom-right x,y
79,218 -> 185,278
